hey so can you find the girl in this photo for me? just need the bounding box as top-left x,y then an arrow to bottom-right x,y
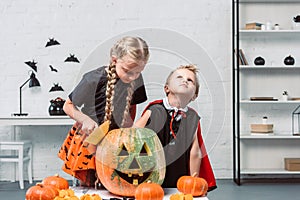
135,65 -> 216,191
58,36 -> 149,187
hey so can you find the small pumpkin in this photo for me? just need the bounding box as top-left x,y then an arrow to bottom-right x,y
42,174 -> 69,190
79,194 -> 101,200
58,188 -> 75,197
135,181 -> 164,200
96,127 -> 166,197
177,172 -> 208,197
26,183 -> 59,200
170,193 -> 193,200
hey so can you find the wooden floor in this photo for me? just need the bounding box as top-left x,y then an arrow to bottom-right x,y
1,179 -> 300,200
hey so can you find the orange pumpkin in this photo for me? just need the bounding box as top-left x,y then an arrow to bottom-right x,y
135,181 -> 164,200
42,174 -> 69,190
26,183 -> 59,200
96,128 -> 166,197
80,194 -> 102,200
177,173 -> 208,197
170,193 -> 193,200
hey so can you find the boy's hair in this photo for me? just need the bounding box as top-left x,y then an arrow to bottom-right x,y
165,64 -> 200,98
104,36 -> 149,127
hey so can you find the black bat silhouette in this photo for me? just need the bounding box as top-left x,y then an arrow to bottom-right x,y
25,60 -> 37,72
64,54 -> 80,63
64,146 -> 68,154
82,162 -> 89,165
45,38 -> 60,47
84,154 -> 94,160
49,65 -> 58,72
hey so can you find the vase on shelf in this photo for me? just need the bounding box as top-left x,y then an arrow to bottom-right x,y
262,116 -> 268,124
282,91 -> 289,101
284,55 -> 295,65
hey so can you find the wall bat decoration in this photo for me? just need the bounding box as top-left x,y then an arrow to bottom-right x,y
49,65 -> 58,72
45,38 -> 60,47
25,60 -> 38,72
64,54 -> 80,63
49,83 -> 64,92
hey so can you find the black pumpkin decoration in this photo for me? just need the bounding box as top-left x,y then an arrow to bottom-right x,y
254,56 -> 265,65
284,55 -> 295,65
294,15 -> 300,22
49,97 -> 66,115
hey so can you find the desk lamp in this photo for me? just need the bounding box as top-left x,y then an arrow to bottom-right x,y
13,72 -> 40,116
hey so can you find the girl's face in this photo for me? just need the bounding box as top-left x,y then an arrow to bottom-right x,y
165,68 -> 197,101
112,55 -> 146,83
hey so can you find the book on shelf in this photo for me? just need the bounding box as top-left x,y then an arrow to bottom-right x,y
250,97 -> 278,101
234,49 -> 242,65
239,49 -> 248,65
234,49 -> 248,65
245,22 -> 262,30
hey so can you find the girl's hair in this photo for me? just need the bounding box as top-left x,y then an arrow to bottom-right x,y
110,36 -> 149,63
165,64 -> 200,98
104,36 -> 149,127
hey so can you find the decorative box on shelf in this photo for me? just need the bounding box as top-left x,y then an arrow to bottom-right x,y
250,124 -> 273,133
285,158 -> 300,171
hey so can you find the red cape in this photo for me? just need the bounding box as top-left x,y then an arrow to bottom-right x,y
142,100 -> 217,191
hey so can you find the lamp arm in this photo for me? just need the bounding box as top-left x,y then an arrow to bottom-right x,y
19,78 -> 31,89
18,77 -> 31,115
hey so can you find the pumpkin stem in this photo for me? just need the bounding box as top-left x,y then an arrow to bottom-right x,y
192,172 -> 198,177
54,173 -> 59,177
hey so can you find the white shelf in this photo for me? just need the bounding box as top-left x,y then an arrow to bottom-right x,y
239,30 -> 300,39
238,0 -> 300,3
234,0 -> 300,183
241,169 -> 300,175
240,100 -> 300,104
239,66 -> 300,70
240,134 -> 300,139
240,30 -> 300,33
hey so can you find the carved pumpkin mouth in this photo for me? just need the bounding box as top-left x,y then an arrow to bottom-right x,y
114,166 -> 155,185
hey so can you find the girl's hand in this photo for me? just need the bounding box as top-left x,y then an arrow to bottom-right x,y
81,117 -> 98,135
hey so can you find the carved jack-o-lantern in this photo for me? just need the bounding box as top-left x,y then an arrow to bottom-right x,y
96,128 -> 166,197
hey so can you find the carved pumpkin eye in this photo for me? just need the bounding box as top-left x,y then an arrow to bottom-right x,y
118,144 -> 129,156
140,143 -> 152,157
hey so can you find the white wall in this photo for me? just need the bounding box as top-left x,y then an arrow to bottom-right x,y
0,0 -> 232,180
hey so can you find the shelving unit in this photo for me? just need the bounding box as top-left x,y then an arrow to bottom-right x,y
233,0 -> 300,185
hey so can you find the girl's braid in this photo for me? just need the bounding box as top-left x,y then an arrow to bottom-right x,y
104,64 -> 117,122
121,81 -> 135,127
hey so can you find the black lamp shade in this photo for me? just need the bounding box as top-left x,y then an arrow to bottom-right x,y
29,73 -> 40,87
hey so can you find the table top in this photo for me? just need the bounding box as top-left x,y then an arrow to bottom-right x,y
0,116 -> 75,125
71,187 -> 209,200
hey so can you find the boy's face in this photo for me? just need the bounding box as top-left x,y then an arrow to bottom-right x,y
112,55 -> 146,83
165,69 -> 197,101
